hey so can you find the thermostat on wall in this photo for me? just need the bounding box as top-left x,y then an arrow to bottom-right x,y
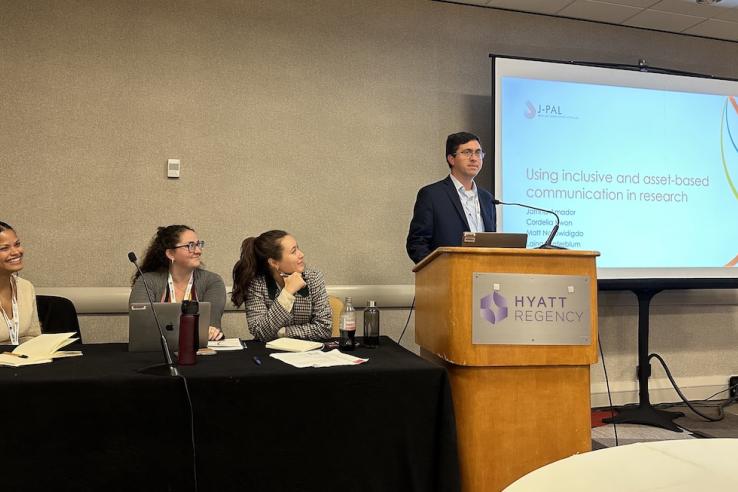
167,159 -> 181,178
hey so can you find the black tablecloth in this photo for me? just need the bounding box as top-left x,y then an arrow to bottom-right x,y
0,337 -> 459,492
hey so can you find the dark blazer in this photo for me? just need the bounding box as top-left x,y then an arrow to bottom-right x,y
406,176 -> 497,264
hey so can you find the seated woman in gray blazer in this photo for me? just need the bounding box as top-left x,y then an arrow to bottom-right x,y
0,221 -> 41,345
129,225 -> 225,340
231,230 -> 331,342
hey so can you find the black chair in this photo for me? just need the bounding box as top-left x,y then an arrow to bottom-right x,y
36,295 -> 82,343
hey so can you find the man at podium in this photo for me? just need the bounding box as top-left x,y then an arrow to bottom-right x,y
406,131 -> 497,263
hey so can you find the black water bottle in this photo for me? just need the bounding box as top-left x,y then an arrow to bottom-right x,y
363,300 -> 380,347
178,300 -> 199,365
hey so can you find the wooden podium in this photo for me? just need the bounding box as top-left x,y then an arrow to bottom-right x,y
413,247 -> 600,492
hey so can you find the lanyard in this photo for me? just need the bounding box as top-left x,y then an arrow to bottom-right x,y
1,276 -> 20,345
164,271 -> 194,303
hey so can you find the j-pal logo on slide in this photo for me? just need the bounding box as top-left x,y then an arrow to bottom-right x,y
524,101 -> 537,119
524,100 -> 577,120
479,292 -> 508,324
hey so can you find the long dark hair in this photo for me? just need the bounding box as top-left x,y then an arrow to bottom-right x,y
131,225 -> 194,285
0,222 -> 14,233
231,230 -> 289,307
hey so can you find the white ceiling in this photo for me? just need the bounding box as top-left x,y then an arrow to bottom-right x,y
447,0 -> 738,42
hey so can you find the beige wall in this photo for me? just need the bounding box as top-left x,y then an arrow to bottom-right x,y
3,0 -> 738,403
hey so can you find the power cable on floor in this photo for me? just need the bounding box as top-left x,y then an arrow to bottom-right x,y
597,335 -> 619,447
397,296 -> 415,345
649,353 -> 731,422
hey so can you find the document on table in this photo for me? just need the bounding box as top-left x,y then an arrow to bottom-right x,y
208,338 -> 245,351
269,349 -> 368,368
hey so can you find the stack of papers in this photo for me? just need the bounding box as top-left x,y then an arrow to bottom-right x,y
0,332 -> 82,367
265,337 -> 323,352
270,349 -> 368,368
207,338 -> 244,351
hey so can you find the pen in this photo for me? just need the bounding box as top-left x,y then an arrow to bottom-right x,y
2,352 -> 28,359
252,356 -> 262,366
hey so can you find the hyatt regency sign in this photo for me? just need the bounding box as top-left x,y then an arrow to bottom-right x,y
472,272 -> 591,345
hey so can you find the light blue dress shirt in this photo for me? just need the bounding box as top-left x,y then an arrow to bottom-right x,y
449,174 -> 483,232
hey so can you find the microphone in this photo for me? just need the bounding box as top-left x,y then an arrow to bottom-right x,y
493,200 -> 566,250
128,251 -> 180,376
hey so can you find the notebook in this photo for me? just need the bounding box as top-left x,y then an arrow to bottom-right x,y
128,302 -> 210,352
461,232 -> 528,248
0,332 -> 82,367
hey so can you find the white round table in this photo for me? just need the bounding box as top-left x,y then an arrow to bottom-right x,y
504,439 -> 738,491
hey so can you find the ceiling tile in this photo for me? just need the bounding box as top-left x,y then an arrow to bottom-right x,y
446,0 -> 738,41
623,9 -> 705,30
485,0 -> 575,15
650,0 -> 724,17
683,18 -> 738,40
557,0 -> 644,22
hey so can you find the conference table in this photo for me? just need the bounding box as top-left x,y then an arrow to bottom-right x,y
0,337 -> 459,492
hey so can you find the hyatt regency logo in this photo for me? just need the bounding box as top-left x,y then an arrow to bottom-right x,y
480,292 -> 508,325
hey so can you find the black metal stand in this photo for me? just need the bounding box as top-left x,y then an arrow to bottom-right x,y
138,362 -> 180,377
603,288 -> 683,431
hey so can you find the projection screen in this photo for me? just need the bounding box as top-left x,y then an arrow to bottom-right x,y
492,55 -> 738,280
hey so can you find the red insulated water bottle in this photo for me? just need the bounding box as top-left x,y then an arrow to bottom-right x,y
178,300 -> 199,365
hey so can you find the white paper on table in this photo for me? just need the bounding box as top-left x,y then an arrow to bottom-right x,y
208,338 -> 245,351
269,349 -> 368,368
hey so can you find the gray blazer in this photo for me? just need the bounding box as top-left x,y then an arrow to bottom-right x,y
129,269 -> 226,329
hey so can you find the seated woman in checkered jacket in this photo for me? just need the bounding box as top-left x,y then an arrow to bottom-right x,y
231,230 -> 332,342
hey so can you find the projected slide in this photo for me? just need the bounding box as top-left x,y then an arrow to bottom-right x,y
498,75 -> 738,270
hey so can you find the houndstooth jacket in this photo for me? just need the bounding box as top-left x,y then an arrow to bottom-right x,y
244,266 -> 332,342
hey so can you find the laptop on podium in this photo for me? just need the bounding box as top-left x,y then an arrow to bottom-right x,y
461,231 -> 528,248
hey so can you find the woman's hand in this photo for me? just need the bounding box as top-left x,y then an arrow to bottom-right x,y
283,272 -> 306,294
208,326 -> 224,341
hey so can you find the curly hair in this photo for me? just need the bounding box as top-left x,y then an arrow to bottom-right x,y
231,230 -> 289,307
131,225 -> 194,285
